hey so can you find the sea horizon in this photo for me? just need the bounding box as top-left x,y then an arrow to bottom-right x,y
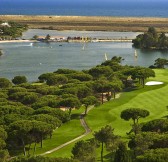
0,0 -> 168,18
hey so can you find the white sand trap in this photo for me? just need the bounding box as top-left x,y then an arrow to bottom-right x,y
145,81 -> 163,86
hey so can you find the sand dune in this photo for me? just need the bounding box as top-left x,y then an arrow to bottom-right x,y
1,15 -> 168,32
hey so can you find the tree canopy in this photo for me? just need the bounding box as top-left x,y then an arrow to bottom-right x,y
132,27 -> 168,49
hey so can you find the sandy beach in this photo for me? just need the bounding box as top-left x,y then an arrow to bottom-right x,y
0,15 -> 168,32
0,40 -> 37,43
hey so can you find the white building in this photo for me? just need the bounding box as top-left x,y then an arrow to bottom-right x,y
0,22 -> 11,27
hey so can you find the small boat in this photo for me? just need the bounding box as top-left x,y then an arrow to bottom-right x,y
134,50 -> 138,58
105,53 -> 108,61
82,42 -> 85,50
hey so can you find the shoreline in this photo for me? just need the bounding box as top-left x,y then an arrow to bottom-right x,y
0,40 -> 37,44
1,15 -> 168,32
0,39 -> 133,44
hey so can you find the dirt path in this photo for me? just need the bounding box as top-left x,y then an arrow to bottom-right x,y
40,106 -> 94,156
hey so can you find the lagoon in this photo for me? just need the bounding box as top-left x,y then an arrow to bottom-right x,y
0,29 -> 168,82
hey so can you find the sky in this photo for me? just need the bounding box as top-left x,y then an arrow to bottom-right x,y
1,0 -> 167,2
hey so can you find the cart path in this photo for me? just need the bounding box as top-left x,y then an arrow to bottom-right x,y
40,106 -> 94,156
40,93 -> 122,156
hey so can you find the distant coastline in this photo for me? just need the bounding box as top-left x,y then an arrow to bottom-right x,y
1,15 -> 168,32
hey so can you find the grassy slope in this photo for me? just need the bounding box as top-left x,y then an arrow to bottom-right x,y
46,69 -> 168,160
11,108 -> 85,156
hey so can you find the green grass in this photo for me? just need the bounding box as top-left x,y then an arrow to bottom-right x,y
11,107 -> 85,156
37,69 -> 168,160
34,108 -> 85,155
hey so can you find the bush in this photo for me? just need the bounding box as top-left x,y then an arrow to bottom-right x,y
0,78 -> 12,88
34,107 -> 70,123
0,92 -> 8,99
12,76 -> 27,85
8,87 -> 27,95
21,93 -> 38,104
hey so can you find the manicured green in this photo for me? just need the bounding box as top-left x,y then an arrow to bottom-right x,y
45,69 -> 168,160
29,108 -> 85,155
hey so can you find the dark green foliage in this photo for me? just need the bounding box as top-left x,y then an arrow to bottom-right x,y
82,96 -> 98,115
32,95 -> 60,109
129,67 -> 155,87
8,87 -> 27,95
21,93 -> 38,104
12,76 -> 27,85
77,85 -> 92,99
61,94 -> 77,99
38,73 -> 68,86
0,150 -> 9,162
34,107 -> 70,123
59,97 -> 81,108
54,68 -> 78,74
61,87 -> 78,96
72,140 -> 96,162
89,66 -> 113,79
136,148 -> 168,162
0,21 -> 27,38
46,75 -> 68,86
0,135 -> 8,162
128,133 -> 154,156
93,78 -> 111,104
35,86 -> 58,95
121,108 -> 150,124
0,78 -> 12,88
141,119 -> 168,133
3,114 -> 25,125
132,27 -> 168,49
9,91 -> 28,100
94,125 -> 118,162
0,127 -> 7,142
154,58 -> 168,68
8,120 -> 53,155
114,142 -> 132,162
59,97 -> 81,115
69,73 -> 93,81
149,133 -> 168,149
101,56 -> 123,72
128,132 -> 168,157
11,156 -> 77,162
121,108 -> 150,135
9,91 -> 38,105
29,114 -> 62,129
0,105 -> 34,116
0,92 -> 8,99
38,73 -> 55,82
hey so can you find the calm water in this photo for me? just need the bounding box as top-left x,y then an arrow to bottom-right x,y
0,30 -> 168,82
0,0 -> 168,17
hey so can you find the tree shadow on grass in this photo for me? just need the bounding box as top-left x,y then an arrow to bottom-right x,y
123,87 -> 139,92
104,152 -> 114,162
71,113 -> 80,120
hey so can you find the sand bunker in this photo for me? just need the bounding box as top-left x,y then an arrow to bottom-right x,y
145,81 -> 163,86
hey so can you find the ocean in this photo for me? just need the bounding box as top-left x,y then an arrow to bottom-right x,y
0,0 -> 168,17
